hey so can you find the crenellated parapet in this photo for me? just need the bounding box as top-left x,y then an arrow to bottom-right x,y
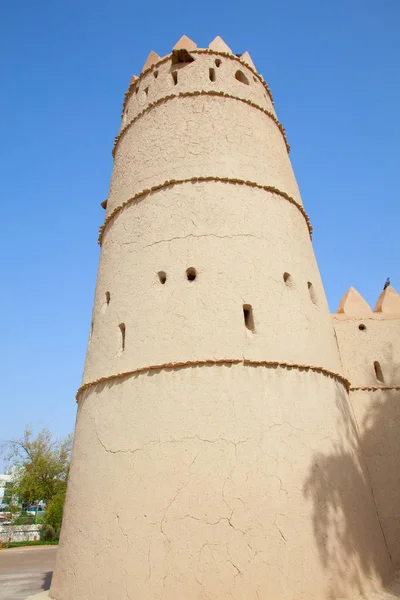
335,285 -> 400,320
119,36 -> 278,140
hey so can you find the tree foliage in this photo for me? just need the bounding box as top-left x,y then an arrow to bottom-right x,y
44,492 -> 66,537
40,523 -> 56,542
2,427 -> 72,507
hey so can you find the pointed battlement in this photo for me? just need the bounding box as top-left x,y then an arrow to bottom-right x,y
173,35 -> 197,51
334,285 -> 400,319
142,50 -> 161,72
120,35 -> 279,155
240,51 -> 257,71
120,35 -> 279,131
135,35 -> 261,77
208,35 -> 232,54
374,285 -> 400,315
336,287 -> 372,317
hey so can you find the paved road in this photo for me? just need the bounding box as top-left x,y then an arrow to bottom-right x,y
0,546 -> 57,600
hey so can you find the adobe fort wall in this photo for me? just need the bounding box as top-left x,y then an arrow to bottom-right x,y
333,286 -> 400,567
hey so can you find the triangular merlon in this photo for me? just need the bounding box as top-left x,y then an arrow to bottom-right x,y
374,286 -> 400,315
173,35 -> 197,51
209,36 -> 232,54
336,287 -> 372,317
240,51 -> 256,71
142,50 -> 161,73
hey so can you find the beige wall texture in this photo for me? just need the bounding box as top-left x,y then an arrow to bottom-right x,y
333,286 -> 400,569
50,37 -> 394,600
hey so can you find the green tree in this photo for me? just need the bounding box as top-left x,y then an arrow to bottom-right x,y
2,427 -> 72,507
44,492 -> 66,537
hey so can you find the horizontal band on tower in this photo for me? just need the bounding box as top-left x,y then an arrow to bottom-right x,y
114,91 -> 290,158
98,177 -> 312,245
122,48 -> 275,117
350,385 -> 400,392
76,359 -> 350,401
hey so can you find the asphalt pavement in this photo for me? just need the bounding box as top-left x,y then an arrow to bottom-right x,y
0,546 -> 57,600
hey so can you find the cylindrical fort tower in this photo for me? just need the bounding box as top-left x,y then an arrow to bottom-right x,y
50,36 -> 393,600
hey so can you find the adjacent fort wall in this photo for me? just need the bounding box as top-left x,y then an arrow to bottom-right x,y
333,286 -> 400,568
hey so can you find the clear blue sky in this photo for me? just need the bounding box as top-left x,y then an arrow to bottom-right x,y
1,1 -> 399,462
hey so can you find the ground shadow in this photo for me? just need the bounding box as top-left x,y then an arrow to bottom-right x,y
42,571 -> 53,590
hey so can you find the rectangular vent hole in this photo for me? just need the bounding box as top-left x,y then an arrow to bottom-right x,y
119,323 -> 126,351
243,304 -> 255,332
374,361 -> 384,383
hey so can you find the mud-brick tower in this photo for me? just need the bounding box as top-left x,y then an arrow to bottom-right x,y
50,36 -> 393,600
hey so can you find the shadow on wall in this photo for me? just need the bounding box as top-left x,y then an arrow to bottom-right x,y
303,356 -> 400,600
355,347 -> 400,569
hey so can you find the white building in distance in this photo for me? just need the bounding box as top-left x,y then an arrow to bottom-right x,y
0,474 -> 12,507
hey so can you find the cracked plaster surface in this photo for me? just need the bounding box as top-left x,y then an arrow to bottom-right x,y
333,317 -> 400,567
98,178 -> 312,246
115,92 -> 288,158
107,95 -> 300,216
84,182 -> 339,384
350,388 -> 400,568
333,318 -> 400,389
51,365 -> 391,600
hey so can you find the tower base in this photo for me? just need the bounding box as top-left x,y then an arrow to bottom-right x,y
50,363 -> 392,600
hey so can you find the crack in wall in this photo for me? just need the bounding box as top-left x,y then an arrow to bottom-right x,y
94,430 -> 250,459
275,523 -> 287,542
140,232 -> 264,248
92,416 -> 160,455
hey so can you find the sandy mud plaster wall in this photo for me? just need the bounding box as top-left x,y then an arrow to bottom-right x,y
84,181 -> 338,383
52,364 -> 391,600
334,316 -> 400,567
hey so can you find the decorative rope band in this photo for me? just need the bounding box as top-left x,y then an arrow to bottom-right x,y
350,385 -> 400,392
113,91 -> 289,158
122,48 -> 274,117
98,177 -> 312,245
76,359 -> 350,401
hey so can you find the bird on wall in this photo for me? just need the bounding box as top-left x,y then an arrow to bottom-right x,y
383,277 -> 391,290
